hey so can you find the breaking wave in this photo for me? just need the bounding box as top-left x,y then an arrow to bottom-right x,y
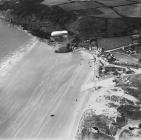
0,37 -> 38,80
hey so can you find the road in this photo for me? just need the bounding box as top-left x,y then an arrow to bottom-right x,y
0,41 -> 91,139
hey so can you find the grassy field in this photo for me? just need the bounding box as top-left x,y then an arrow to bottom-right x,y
98,36 -> 131,50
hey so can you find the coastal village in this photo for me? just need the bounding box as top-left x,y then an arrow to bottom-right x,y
76,34 -> 141,140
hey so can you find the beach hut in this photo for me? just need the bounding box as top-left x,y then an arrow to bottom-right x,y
51,30 -> 68,37
50,30 -> 69,42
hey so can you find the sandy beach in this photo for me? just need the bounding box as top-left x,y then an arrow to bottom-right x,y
0,40 -> 94,139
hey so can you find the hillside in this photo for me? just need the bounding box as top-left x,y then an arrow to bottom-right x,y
1,0 -> 141,40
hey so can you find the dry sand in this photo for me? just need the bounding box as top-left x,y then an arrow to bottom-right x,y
0,40 -> 92,140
